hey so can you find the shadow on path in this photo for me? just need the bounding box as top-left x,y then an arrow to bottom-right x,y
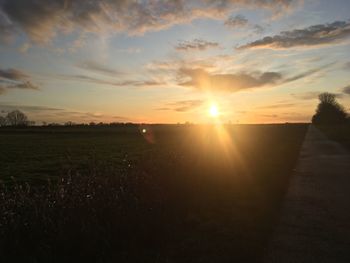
265,125 -> 350,263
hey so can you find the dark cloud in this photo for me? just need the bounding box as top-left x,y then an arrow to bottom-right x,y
0,68 -> 39,94
157,100 -> 203,112
343,85 -> 350,95
0,68 -> 28,80
175,39 -> 219,51
237,20 -> 350,49
0,0 -> 300,43
224,14 -> 248,28
77,61 -> 123,76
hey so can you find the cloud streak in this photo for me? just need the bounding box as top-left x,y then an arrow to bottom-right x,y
237,20 -> 350,49
343,85 -> 350,95
57,74 -> 165,88
77,61 -> 123,76
0,68 -> 39,94
257,103 -> 296,109
157,100 -> 203,112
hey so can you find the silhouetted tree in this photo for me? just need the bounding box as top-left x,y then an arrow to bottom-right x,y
64,121 -> 75,126
5,110 -> 29,126
0,116 -> 6,127
312,92 -> 347,124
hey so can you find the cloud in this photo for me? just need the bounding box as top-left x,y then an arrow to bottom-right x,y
57,74 -> 165,88
0,0 -> 300,44
77,61 -> 123,76
0,68 -> 39,94
0,87 -> 5,95
344,62 -> 350,70
178,63 -> 329,92
291,91 -> 320,100
224,14 -> 248,28
175,39 -> 219,51
157,100 -> 203,112
0,103 -> 63,113
253,24 -> 264,34
209,0 -> 299,16
257,103 -> 296,109
283,64 -> 331,83
224,14 -> 265,34
0,68 -> 28,80
237,20 -> 350,49
343,85 -> 350,95
178,67 -> 282,92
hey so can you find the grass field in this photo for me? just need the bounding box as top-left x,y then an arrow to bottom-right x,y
0,124 -> 307,262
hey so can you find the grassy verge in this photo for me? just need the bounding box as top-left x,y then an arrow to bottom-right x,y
317,124 -> 350,149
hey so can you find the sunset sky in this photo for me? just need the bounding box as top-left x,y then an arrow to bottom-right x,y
0,0 -> 349,124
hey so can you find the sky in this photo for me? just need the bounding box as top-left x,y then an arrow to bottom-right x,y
0,0 -> 349,124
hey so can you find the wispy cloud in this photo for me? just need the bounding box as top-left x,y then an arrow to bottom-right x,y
0,68 -> 39,94
57,74 -> 165,88
224,14 -> 265,34
77,61 -> 123,76
237,20 -> 350,50
175,39 -> 219,51
0,0 -> 300,44
157,100 -> 203,112
257,103 -> 296,109
177,63 -> 330,93
291,91 -> 320,100
0,103 -> 63,113
178,67 -> 282,92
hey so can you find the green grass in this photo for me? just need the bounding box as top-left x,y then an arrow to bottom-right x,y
0,125 -> 152,182
0,124 -> 308,262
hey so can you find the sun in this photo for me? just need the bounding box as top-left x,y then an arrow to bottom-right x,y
209,104 -> 219,117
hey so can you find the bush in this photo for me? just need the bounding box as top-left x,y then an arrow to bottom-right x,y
312,93 -> 347,124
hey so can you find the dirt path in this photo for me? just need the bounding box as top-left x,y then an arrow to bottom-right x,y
265,125 -> 350,263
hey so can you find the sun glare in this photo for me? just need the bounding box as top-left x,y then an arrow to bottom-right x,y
209,104 -> 219,117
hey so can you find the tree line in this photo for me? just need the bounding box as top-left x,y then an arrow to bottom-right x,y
0,110 -> 34,127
